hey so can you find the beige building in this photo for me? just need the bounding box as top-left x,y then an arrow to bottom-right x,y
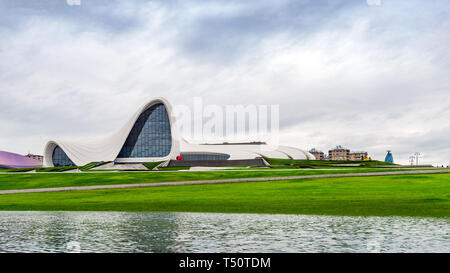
348,151 -> 368,161
309,148 -> 325,160
327,146 -> 369,161
309,146 -> 369,161
328,146 -> 350,161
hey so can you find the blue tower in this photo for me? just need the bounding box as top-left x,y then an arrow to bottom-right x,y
385,150 -> 394,164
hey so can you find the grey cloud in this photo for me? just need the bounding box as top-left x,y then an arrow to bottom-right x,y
0,0 -> 449,166
0,0 -> 141,34
172,0 -> 361,63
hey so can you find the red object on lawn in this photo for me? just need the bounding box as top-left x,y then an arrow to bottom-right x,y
176,155 -> 183,160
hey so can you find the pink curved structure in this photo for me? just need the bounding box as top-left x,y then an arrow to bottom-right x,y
0,151 -> 42,169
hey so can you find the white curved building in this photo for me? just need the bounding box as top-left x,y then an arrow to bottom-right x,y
44,98 -> 313,167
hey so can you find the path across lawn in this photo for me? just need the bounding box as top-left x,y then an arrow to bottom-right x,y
1,169 -> 449,195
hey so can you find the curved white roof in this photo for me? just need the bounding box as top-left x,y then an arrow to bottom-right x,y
44,98 -> 181,166
44,98 -> 313,166
180,141 -> 313,160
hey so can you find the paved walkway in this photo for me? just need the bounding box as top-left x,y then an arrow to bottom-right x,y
1,169 -> 449,195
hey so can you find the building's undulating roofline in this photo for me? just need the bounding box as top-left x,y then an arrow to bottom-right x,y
43,97 -> 314,167
201,141 -> 267,145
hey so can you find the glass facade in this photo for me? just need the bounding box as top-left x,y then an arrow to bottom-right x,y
180,152 -> 230,161
52,146 -> 75,167
117,103 -> 172,159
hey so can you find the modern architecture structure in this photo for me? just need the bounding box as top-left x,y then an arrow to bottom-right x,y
43,98 -> 314,167
385,151 -> 394,164
0,150 -> 43,169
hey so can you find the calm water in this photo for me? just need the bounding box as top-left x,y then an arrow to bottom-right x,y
0,211 -> 448,253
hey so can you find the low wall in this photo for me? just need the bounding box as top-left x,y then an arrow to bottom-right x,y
167,158 -> 266,167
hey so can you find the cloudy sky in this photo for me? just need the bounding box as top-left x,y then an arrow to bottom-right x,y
0,0 -> 449,166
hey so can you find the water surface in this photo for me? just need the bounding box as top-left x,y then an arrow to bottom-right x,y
0,211 -> 448,252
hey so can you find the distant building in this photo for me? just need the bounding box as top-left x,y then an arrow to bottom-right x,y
327,146 -> 368,161
348,151 -> 368,161
328,145 -> 350,161
26,153 -> 43,163
385,150 -> 394,163
309,148 -> 325,160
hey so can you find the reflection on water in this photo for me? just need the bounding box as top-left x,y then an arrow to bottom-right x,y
0,211 -> 448,253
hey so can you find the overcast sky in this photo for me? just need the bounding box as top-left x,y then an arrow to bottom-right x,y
0,0 -> 449,166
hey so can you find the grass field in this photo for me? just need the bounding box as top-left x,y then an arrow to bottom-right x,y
0,167 -> 437,190
0,159 -> 401,173
0,174 -> 449,217
264,158 -> 397,168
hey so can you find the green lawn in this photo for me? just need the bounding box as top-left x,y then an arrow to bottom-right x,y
0,174 -> 449,217
0,168 -> 437,190
264,158 -> 397,168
